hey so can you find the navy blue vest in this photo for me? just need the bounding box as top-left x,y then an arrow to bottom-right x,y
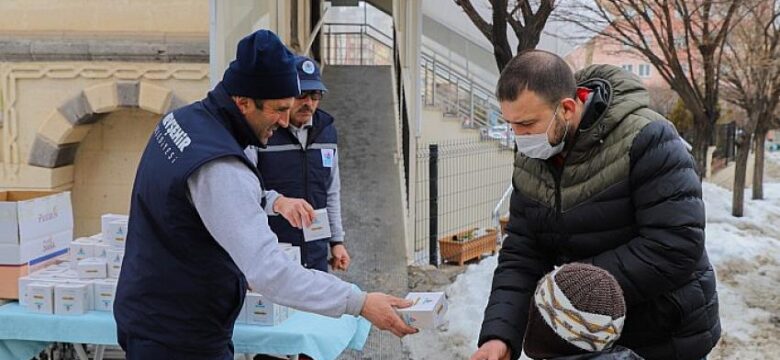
257,109 -> 337,272
114,84 -> 261,354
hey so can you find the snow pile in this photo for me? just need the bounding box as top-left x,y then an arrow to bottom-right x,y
403,255 -> 499,360
703,182 -> 780,262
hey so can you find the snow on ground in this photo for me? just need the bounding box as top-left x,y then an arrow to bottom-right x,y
405,181 -> 780,360
704,182 -> 780,359
403,256 -> 498,360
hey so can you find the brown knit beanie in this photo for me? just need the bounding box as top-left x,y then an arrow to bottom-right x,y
523,263 -> 626,359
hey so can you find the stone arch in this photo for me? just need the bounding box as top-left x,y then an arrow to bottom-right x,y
28,80 -> 188,169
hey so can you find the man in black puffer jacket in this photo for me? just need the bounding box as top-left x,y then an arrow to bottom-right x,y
470,50 -> 719,360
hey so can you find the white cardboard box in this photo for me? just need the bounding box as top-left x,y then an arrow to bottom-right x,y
17,276 -> 63,306
53,270 -> 79,279
107,264 -> 121,279
67,279 -> 95,310
54,283 -> 89,315
77,258 -> 107,279
302,209 -> 331,242
397,292 -> 448,329
69,239 -> 95,264
93,243 -> 111,259
101,214 -> 128,248
105,220 -> 128,249
0,191 -> 73,246
27,283 -> 55,314
106,248 -> 124,278
101,214 -> 127,238
244,293 -> 289,326
93,279 -> 117,312
0,229 -> 72,265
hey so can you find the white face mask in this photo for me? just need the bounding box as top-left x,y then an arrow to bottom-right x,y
514,105 -> 568,160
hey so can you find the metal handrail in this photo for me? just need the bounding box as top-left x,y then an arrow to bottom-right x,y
491,184 -> 513,245
421,52 -> 498,105
323,22 -> 393,47
421,50 -> 508,145
321,20 -> 508,139
322,23 -> 393,65
304,7 -> 330,58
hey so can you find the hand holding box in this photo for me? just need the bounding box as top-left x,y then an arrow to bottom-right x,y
397,292 -> 448,329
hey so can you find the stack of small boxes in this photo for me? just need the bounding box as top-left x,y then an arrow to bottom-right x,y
18,214 -> 127,315
19,215 -> 304,328
234,243 -> 302,326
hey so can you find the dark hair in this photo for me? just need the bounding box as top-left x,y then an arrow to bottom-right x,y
253,98 -> 265,110
496,50 -> 576,105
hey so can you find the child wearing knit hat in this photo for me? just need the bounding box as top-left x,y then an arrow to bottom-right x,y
523,263 -> 644,360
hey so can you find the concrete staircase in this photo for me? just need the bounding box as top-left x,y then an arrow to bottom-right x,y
319,65 -> 410,360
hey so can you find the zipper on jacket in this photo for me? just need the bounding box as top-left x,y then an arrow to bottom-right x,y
546,162 -> 563,214
300,133 -> 311,266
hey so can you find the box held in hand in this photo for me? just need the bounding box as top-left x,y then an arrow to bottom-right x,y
397,292 -> 448,329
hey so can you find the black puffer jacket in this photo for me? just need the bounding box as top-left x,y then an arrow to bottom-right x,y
478,65 -> 720,360
554,346 -> 644,360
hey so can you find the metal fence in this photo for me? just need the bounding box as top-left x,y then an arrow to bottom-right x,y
322,23 -> 393,66
413,139 -> 514,266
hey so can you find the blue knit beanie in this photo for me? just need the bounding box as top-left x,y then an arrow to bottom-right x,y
222,30 -> 301,99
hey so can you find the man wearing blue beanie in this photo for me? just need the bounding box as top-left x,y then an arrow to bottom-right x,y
114,30 -> 417,359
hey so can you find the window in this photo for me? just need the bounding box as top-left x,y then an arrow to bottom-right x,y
622,64 -> 634,73
639,64 -> 651,77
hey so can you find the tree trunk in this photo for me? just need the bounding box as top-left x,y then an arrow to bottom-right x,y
732,132 -> 752,217
692,116 -> 711,181
491,0 -> 512,72
753,128 -> 767,200
493,46 -> 513,72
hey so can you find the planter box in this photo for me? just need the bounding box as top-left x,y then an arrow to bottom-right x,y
438,228 -> 498,266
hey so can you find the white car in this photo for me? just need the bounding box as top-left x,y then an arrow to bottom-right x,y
481,124 -> 513,147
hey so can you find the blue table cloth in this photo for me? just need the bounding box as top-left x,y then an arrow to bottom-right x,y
0,303 -> 370,360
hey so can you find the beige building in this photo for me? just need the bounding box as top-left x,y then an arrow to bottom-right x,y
0,0 -> 428,264
565,35 -> 669,88
0,0 -> 212,236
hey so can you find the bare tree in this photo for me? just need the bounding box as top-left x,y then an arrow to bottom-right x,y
556,0 -> 743,179
454,0 -> 557,71
647,85 -> 678,117
721,0 -> 780,215
752,109 -> 780,200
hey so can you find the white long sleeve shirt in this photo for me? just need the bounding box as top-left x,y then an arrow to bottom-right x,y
186,157 -> 365,317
